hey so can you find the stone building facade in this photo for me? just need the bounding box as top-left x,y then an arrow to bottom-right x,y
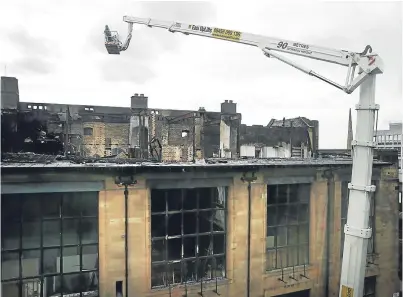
1,156 -> 400,297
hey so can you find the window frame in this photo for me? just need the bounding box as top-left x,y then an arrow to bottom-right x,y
1,192 -> 99,297
150,187 -> 228,289
266,183 -> 311,271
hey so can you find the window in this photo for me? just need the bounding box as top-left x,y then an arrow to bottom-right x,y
341,181 -> 375,257
33,105 -> 38,110
1,192 -> 99,297
363,276 -> 376,297
398,134 -> 402,141
83,127 -> 93,136
39,106 -> 43,110
150,187 -> 227,288
266,184 -> 310,271
28,105 -> 32,109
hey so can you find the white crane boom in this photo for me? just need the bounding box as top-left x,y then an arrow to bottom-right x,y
104,16 -> 385,297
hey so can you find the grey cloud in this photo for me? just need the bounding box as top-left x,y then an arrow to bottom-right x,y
11,57 -> 53,75
90,1 -> 217,83
101,59 -> 155,83
8,29 -> 52,58
6,29 -> 55,75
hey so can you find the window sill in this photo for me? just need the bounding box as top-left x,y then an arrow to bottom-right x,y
265,264 -> 312,277
151,278 -> 230,292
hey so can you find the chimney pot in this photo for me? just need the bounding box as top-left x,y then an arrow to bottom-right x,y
134,93 -> 138,96
229,100 -> 233,103
140,94 -> 144,97
225,100 -> 228,103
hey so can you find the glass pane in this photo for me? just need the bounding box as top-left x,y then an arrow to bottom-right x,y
152,240 -> 166,262
183,189 -> 198,210
62,273 -> 86,294
63,246 -> 80,273
182,259 -> 197,283
298,204 -> 309,223
44,275 -> 61,297
151,215 -> 166,238
267,206 -> 276,226
167,262 -> 182,285
81,192 -> 98,216
2,251 -> 19,280
277,226 -> 287,246
1,196 -> 20,222
22,279 -> 41,297
22,222 -> 41,248
43,248 -> 60,274
213,234 -> 225,255
287,205 -> 298,224
298,244 -> 309,265
151,264 -> 166,288
276,247 -> 287,268
80,271 -> 99,294
42,194 -> 61,219
167,214 -> 181,236
288,184 -> 299,203
22,195 -> 41,221
212,210 -> 225,232
266,249 -> 276,271
198,235 -> 212,257
2,222 -> 20,250
183,237 -> 196,258
287,225 -> 298,245
213,187 -> 226,208
63,194 -> 81,217
267,185 -> 277,205
297,184 -> 311,203
43,220 -> 60,247
288,246 -> 298,267
2,281 -> 19,297
298,224 -> 309,244
167,238 -> 181,261
266,227 -> 276,248
82,245 -> 98,271
167,189 -> 182,211
276,206 -> 287,225
277,185 -> 288,204
63,219 -> 80,245
198,257 -> 213,280
183,213 -> 196,234
198,188 -> 213,209
21,250 -> 40,277
151,190 -> 166,213
214,256 -> 225,278
198,211 -> 212,234
81,218 -> 98,244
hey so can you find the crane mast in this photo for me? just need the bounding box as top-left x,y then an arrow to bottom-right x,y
104,16 -> 384,297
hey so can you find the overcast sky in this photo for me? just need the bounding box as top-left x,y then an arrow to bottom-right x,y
0,0 -> 401,149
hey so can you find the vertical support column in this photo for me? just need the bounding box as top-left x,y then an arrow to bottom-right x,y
339,74 -> 379,297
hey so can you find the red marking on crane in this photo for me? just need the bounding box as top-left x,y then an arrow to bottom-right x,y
368,56 -> 376,66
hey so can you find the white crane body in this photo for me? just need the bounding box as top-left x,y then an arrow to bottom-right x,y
104,16 -> 384,297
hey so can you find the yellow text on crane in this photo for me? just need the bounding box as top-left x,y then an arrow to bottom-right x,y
212,28 -> 242,41
341,285 -> 354,297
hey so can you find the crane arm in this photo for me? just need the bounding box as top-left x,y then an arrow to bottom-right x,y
104,16 -> 383,94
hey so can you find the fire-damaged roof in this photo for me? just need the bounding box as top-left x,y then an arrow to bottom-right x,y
0,152 -> 391,172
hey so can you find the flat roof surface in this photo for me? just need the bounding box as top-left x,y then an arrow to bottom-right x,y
0,153 -> 390,169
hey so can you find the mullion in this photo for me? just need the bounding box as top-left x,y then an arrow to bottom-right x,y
79,193 -> 83,297
18,197 -> 22,297
196,189 -> 200,281
164,191 -> 169,286
181,189 -> 184,284
39,197 -> 44,297
60,194 -> 64,296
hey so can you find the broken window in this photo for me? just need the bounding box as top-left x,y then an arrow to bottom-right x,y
266,184 -> 310,271
181,130 -> 190,138
84,127 -> 93,136
341,181 -> 376,257
151,187 -> 227,288
1,192 -> 99,297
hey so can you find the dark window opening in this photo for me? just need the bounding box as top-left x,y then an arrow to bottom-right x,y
1,192 -> 99,297
363,276 -> 376,297
84,127 -> 93,136
151,187 -> 227,288
266,184 -> 310,271
341,181 -> 376,257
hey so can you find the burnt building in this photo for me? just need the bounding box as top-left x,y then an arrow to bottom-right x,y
1,76 -> 318,161
0,153 -> 400,297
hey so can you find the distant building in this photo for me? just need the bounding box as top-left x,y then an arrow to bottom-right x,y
1,76 -> 319,161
